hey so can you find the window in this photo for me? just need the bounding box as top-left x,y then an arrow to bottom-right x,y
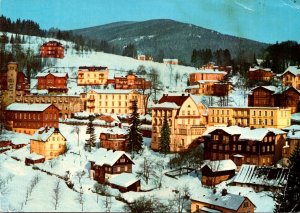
246,145 -> 250,151
213,135 -> 219,141
252,146 -> 256,152
233,145 -> 236,151
238,145 -> 242,151
243,201 -> 249,207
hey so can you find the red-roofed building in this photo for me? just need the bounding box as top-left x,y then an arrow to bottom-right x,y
36,72 -> 68,93
113,74 -> 151,90
248,67 -> 274,81
40,41 -> 64,58
151,94 -> 207,152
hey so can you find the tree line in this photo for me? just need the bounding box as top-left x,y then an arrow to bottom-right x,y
191,48 -> 232,67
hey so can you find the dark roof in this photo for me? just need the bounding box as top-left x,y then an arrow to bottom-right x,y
158,94 -> 190,106
78,66 -> 108,71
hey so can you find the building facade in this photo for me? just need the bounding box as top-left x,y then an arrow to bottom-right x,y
77,66 -> 109,86
5,103 -> 60,135
40,41 -> 64,58
151,94 -> 207,152
281,66 -> 300,89
113,74 -> 151,90
185,81 -> 232,96
202,126 -> 286,167
100,126 -> 128,151
81,89 -> 146,115
163,58 -> 178,65
248,67 -> 274,82
208,106 -> 291,129
248,86 -> 300,113
30,127 -> 66,160
16,94 -> 82,119
36,72 -> 68,93
189,69 -> 227,85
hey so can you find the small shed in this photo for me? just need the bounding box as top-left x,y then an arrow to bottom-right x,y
108,173 -> 140,193
25,152 -> 45,165
201,159 -> 237,186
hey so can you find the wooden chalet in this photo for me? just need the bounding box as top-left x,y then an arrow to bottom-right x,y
25,152 -> 45,165
89,148 -> 134,184
248,67 -> 274,82
36,71 -> 68,93
108,172 -> 140,192
201,159 -> 236,186
230,164 -> 288,193
113,74 -> 151,90
99,126 -> 128,151
40,41 -> 64,58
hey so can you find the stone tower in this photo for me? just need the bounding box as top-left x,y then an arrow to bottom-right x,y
6,62 -> 18,105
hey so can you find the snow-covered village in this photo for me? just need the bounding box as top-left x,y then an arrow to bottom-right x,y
1,1 -> 300,212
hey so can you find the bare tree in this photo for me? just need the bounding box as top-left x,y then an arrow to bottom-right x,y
76,185 -> 85,212
136,157 -> 155,184
152,160 -> 165,189
147,68 -> 163,102
48,159 -> 58,168
0,176 -> 8,195
52,179 -> 62,210
174,72 -> 181,87
102,195 -> 112,213
75,170 -> 86,184
169,185 -> 191,213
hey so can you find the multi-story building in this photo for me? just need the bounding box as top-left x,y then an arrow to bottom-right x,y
248,67 -> 274,82
16,94 -> 82,119
30,127 -> 66,160
89,148 -> 134,184
0,62 -> 30,107
100,126 -> 128,151
113,74 -> 151,90
191,190 -> 256,213
77,66 -> 109,86
40,41 -> 64,58
163,58 -> 178,65
5,103 -> 59,135
151,94 -> 207,152
281,66 -> 300,89
189,69 -> 227,85
36,72 -> 68,93
137,55 -> 153,61
282,129 -> 300,166
202,126 -> 286,167
208,106 -> 291,129
80,89 -> 146,115
185,80 -> 232,96
248,86 -> 300,113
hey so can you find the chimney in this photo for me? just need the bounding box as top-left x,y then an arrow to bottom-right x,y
292,129 -> 295,135
212,188 -> 217,194
221,188 -> 228,196
45,126 -> 48,133
118,123 -> 122,128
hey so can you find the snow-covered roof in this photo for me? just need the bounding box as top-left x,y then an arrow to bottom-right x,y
36,72 -> 68,78
90,148 -> 133,166
291,113 -> 300,122
202,159 -> 236,172
152,102 -> 180,109
26,152 -> 45,161
209,106 -> 282,110
249,66 -> 272,72
6,103 -> 52,111
287,130 -> 300,139
101,126 -> 128,135
191,191 -> 251,211
30,89 -> 49,95
88,89 -> 139,94
31,127 -> 64,142
193,69 -> 227,74
108,173 -> 140,188
282,125 -> 300,132
185,85 -> 199,89
197,80 -> 220,84
281,66 -> 300,76
200,207 -> 221,213
232,164 -> 288,188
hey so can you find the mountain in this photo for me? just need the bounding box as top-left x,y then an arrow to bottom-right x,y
71,19 -> 269,64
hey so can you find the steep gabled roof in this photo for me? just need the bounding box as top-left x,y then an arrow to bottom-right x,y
36,72 -> 68,78
201,159 -> 236,172
31,127 -> 66,142
108,173 -> 140,188
281,66 -> 300,76
90,148 -> 133,167
158,94 -> 190,106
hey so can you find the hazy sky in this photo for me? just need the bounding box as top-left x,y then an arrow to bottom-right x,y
1,0 -> 300,43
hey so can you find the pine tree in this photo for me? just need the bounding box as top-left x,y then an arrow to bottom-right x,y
160,113 -> 170,155
85,115 -> 96,151
127,100 -> 143,154
274,144 -> 300,212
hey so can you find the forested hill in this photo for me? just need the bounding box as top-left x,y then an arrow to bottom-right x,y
71,19 -> 269,63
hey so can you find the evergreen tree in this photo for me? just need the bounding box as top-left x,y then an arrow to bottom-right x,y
85,115 -> 96,151
160,113 -> 170,155
274,144 -> 300,212
127,100 -> 143,154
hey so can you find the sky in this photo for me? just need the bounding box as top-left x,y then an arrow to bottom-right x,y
0,0 -> 300,44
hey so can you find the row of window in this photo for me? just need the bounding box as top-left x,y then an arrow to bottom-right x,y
211,143 -> 275,153
14,112 -> 57,120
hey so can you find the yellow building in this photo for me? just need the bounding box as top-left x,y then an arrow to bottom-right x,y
77,66 -> 109,86
81,89 -> 146,115
281,66 -> 300,89
30,127 -> 66,160
151,94 -> 207,152
208,106 -> 291,129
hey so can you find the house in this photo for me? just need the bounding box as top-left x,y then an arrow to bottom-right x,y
113,74 -> 151,90
0,140 -> 12,153
191,189 -> 256,213
202,126 -> 287,167
137,55 -> 153,61
201,159 -> 236,186
89,148 -> 134,184
30,127 -> 66,160
5,103 -> 60,135
108,172 -> 140,192
0,62 -> 30,107
208,106 -> 291,129
189,69 -> 227,85
163,58 -> 178,65
25,152 -> 45,165
248,67 -> 274,82
16,94 -> 82,119
248,86 -> 300,113
230,164 -> 288,193
77,66 -> 109,86
80,89 -> 146,115
282,129 -> 300,166
185,80 -> 232,96
40,41 -> 64,58
100,126 -> 128,151
151,93 -> 207,152
280,66 -> 300,89
36,71 -> 68,93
